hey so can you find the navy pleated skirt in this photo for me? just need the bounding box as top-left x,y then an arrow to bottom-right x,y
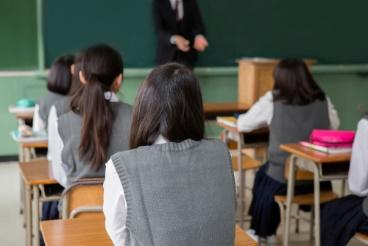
249,162 -> 332,238
321,195 -> 368,246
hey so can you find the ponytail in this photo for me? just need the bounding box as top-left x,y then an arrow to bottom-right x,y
81,79 -> 113,170
70,44 -> 123,170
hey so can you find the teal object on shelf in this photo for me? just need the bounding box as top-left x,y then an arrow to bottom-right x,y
16,99 -> 36,108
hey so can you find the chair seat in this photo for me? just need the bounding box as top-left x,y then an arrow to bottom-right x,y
232,155 -> 262,171
274,191 -> 337,206
355,232 -> 368,245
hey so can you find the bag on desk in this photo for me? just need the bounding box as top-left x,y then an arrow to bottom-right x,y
310,129 -> 355,148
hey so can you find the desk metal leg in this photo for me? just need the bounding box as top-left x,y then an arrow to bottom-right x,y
284,155 -> 297,246
33,186 -> 40,246
237,134 -> 245,228
312,163 -> 321,246
25,185 -> 32,246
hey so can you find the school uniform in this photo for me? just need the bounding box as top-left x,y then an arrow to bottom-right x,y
33,91 -> 66,132
103,137 -> 236,246
236,91 -> 340,238
49,92 -> 132,187
47,97 -> 71,161
321,116 -> 368,246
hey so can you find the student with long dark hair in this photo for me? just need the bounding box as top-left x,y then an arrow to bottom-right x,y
47,52 -> 84,160
33,54 -> 74,132
236,58 -> 340,242
103,63 -> 236,246
321,115 -> 368,246
49,44 -> 131,187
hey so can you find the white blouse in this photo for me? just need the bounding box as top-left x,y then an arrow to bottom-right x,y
48,92 -> 119,188
237,91 -> 340,132
348,118 -> 368,196
103,135 -> 168,246
169,0 -> 183,20
32,104 -> 45,133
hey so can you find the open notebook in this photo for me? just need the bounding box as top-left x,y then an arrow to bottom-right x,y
11,130 -> 47,143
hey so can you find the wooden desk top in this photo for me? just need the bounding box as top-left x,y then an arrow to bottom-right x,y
20,139 -> 48,148
9,107 -> 35,120
204,102 -> 250,114
203,102 -> 250,119
18,159 -> 57,186
41,218 -> 256,246
217,119 -> 269,137
281,143 -> 351,163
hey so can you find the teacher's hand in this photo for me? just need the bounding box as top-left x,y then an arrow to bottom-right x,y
173,35 -> 190,52
194,35 -> 208,52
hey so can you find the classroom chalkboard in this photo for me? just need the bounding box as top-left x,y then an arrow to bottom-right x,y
3,0 -> 368,69
0,0 -> 38,70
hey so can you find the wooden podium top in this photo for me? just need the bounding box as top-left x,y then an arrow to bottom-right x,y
237,58 -> 316,65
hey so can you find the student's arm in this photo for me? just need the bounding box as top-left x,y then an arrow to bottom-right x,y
48,106 -> 67,187
32,104 -> 45,132
348,119 -> 368,196
103,160 -> 127,246
237,91 -> 273,132
326,96 -> 340,130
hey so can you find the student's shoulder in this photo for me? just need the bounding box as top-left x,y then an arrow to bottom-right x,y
110,148 -> 141,168
358,116 -> 368,129
200,138 -> 229,153
112,101 -> 132,114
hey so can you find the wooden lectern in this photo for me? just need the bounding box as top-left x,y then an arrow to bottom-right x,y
237,58 -> 315,105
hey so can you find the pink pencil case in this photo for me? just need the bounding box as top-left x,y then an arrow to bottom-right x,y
310,129 -> 355,148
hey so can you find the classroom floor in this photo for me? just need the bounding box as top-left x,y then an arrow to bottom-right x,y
0,162 -> 363,246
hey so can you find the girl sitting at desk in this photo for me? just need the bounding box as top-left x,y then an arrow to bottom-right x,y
103,63 -> 236,246
236,58 -> 340,242
321,115 -> 368,246
33,54 -> 74,132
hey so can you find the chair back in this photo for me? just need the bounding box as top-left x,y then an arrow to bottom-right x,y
60,178 -> 104,219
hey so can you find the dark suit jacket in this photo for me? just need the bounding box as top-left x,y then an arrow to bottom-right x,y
153,0 -> 206,67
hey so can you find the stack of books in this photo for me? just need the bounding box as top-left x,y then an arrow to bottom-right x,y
300,141 -> 352,154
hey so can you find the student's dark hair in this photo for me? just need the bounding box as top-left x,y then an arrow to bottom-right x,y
70,44 -> 123,170
130,63 -> 204,149
47,55 -> 74,95
273,58 -> 326,105
68,51 -> 84,96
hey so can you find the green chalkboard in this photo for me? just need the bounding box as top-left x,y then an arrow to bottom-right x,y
0,0 -> 38,70
44,0 -> 368,67
10,0 -> 368,68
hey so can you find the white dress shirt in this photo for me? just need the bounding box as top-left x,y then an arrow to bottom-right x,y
169,0 -> 183,20
348,118 -> 368,196
103,135 -> 168,246
237,91 -> 340,132
48,92 -> 119,188
32,104 -> 45,133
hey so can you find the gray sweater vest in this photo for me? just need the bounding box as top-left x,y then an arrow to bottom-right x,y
53,97 -> 71,117
58,102 -> 132,186
38,91 -> 65,128
111,139 -> 236,246
267,100 -> 330,183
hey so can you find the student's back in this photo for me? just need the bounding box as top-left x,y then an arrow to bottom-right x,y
267,99 -> 330,182
59,101 -> 131,185
50,44 -> 131,187
104,63 -> 236,246
112,138 -> 234,246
